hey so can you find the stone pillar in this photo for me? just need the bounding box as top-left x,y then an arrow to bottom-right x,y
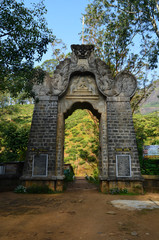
21,96 -> 58,188
55,111 -> 65,187
99,110 -> 109,180
103,96 -> 143,193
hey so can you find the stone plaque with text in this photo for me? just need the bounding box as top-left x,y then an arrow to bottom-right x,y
32,154 -> 48,176
116,155 -> 131,177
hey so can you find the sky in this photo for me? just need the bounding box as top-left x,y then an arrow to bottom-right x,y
26,0 -> 90,65
24,0 -> 158,80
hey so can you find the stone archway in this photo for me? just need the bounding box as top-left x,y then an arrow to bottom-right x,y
21,44 -> 143,193
56,72 -> 108,181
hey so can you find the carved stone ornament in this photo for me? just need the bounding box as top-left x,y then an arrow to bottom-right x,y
33,58 -> 71,97
33,73 -> 53,97
115,72 -> 137,97
69,75 -> 96,95
95,58 -> 118,96
71,44 -> 94,59
33,44 -> 137,98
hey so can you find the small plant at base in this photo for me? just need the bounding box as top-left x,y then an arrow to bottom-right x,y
64,169 -> 74,182
14,185 -> 27,193
26,184 -> 54,194
85,175 -> 99,185
109,188 -> 128,195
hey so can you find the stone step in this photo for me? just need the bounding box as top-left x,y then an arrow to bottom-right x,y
66,177 -> 98,191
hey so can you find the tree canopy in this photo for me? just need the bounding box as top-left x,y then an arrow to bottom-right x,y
117,0 -> 159,69
39,39 -> 68,77
0,0 -> 54,97
82,0 -> 159,112
83,0 -> 159,72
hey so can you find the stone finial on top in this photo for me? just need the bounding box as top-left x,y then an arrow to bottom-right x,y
71,44 -> 94,59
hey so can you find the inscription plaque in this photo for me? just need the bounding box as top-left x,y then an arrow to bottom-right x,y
32,154 -> 48,176
116,155 -> 131,177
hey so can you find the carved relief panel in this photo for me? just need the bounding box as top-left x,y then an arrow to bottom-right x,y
67,74 -> 98,98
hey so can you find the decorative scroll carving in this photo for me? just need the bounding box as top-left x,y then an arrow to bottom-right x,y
95,59 -> 117,96
52,58 -> 71,95
33,73 -> 53,96
33,59 -> 71,97
95,59 -> 137,97
115,72 -> 137,97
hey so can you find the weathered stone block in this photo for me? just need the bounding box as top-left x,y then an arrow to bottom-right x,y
56,180 -> 63,192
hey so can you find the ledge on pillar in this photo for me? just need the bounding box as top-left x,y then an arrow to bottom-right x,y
100,178 -> 144,194
21,175 -> 65,192
23,180 -> 56,191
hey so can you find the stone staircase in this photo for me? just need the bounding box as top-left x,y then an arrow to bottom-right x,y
66,176 -> 98,191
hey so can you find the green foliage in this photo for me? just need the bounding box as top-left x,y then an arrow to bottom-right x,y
0,0 -> 54,97
79,149 -> 89,160
142,160 -> 159,175
83,0 -> 158,112
83,0 -> 159,70
0,121 -> 30,162
85,175 -> 99,185
93,168 -> 99,179
39,39 -> 68,76
64,169 -> 74,182
117,0 -> 159,69
26,184 -> 54,194
14,185 -> 27,193
109,188 -> 128,195
64,109 -> 99,176
79,160 -> 85,165
133,112 -> 159,146
0,92 -> 11,108
0,104 -> 33,162
79,149 -> 97,163
133,111 -> 159,174
64,156 -> 71,163
14,184 -> 58,194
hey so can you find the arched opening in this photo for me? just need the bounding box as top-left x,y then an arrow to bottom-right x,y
64,102 -> 101,179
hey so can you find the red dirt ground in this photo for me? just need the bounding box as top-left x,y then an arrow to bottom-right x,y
0,190 -> 159,240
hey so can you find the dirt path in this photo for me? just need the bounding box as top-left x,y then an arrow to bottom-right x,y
0,190 -> 159,240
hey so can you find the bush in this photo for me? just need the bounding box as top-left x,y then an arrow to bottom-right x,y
93,168 -> 99,179
26,184 -> 54,194
14,185 -> 27,193
79,160 -> 85,165
0,121 -> 30,162
109,188 -> 128,195
64,169 -> 74,182
85,175 -> 99,185
14,184 -> 60,194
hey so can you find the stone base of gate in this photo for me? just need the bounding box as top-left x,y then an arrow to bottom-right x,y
23,179 -> 64,192
100,179 -> 144,194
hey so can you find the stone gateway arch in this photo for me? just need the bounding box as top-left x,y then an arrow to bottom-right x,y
21,45 -> 143,193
